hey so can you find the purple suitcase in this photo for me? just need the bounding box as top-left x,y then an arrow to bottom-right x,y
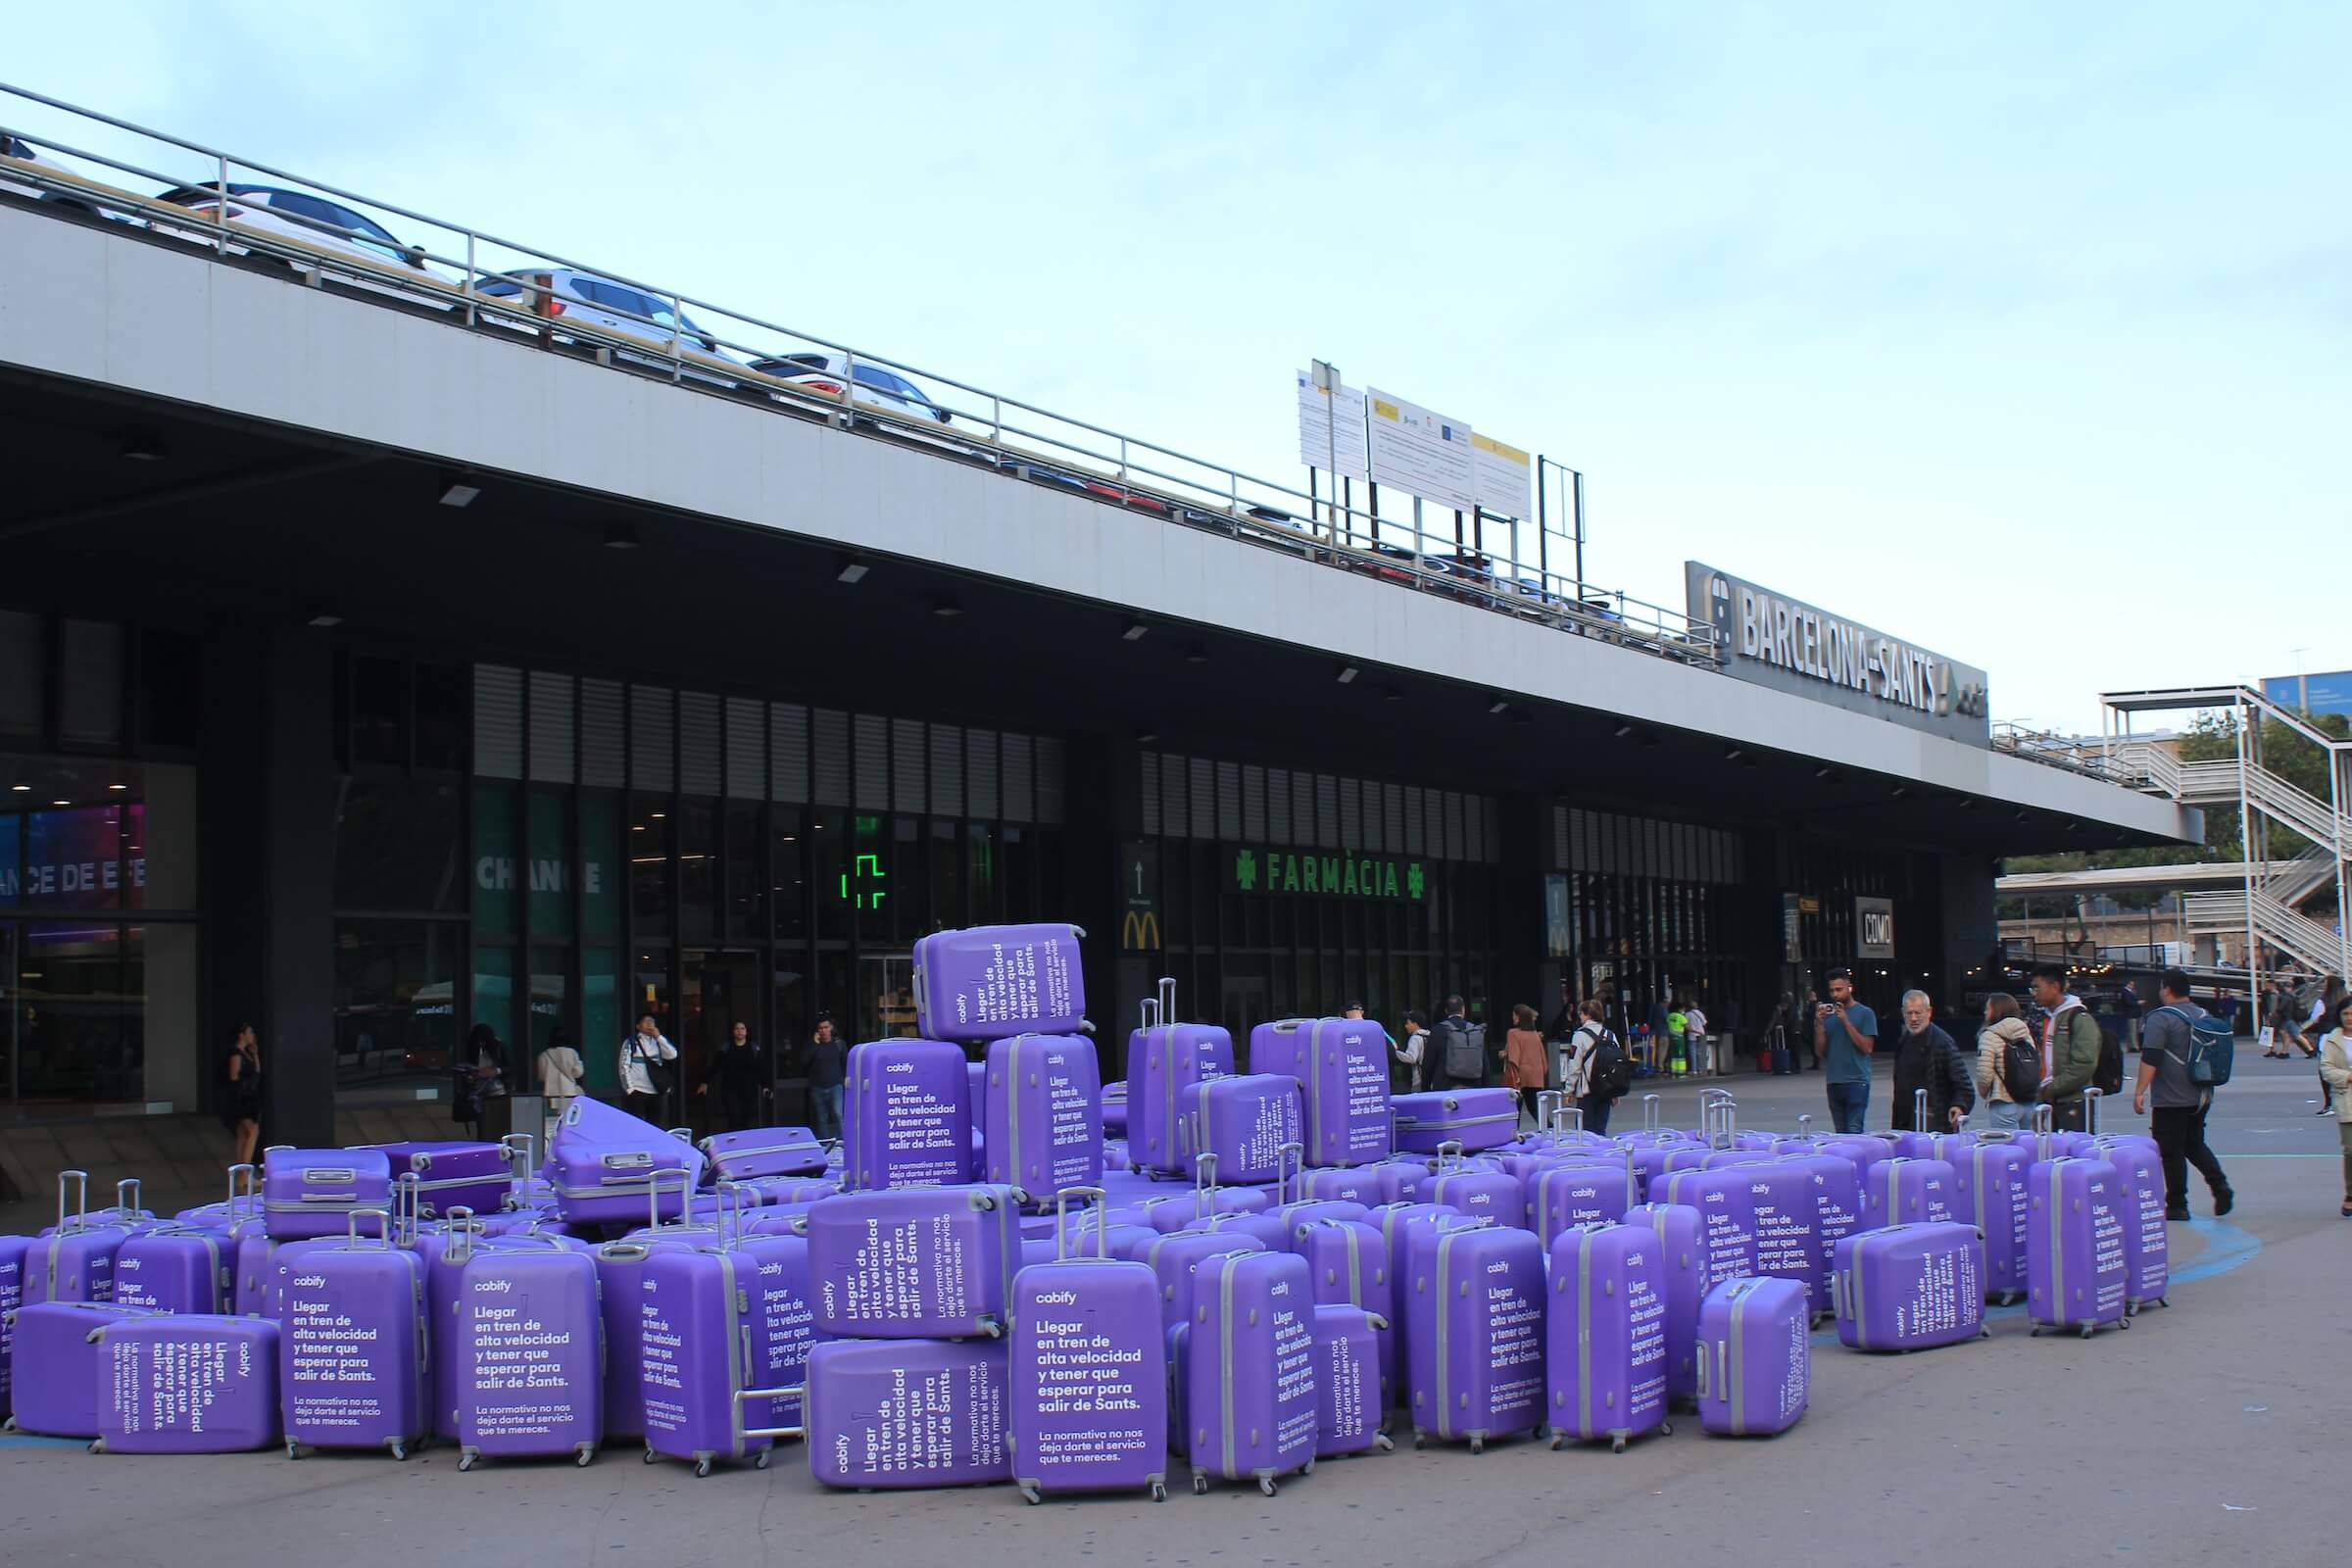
1295,1218 -> 1394,1410
912,922 -> 1087,1041
1146,1230 -> 1265,1333
0,1234 -> 25,1421
1181,1073 -> 1305,1187
1367,1200 -> 1461,1379
1657,1169 -> 1760,1289
277,1212 -> 427,1459
1139,1172 -> 1272,1234
91,1314 -> 281,1453
1694,1275 -> 1809,1436
640,1238 -> 808,1475
1180,1204 -> 1293,1254
6,1300 -> 161,1438
422,1222 -> 590,1441
263,1148 -> 395,1241
1832,1221 -> 1987,1352
1527,1162 -> 1637,1243
1185,1249 -> 1317,1494
1269,1196 -> 1373,1241
1392,1089 -> 1518,1154
1772,1153 -> 1864,1314
2027,1155 -> 2129,1338
1102,1138 -> 1130,1172
1302,1164 -> 1412,1205
454,1247 -> 604,1469
1007,1189 -> 1170,1501
370,1141 -> 513,1219
843,1039 -> 975,1191
1311,1302 -> 1392,1458
983,1034 -> 1103,1200
593,1232 -> 713,1443
1625,1202 -> 1703,1408
1402,1219 -> 1545,1450
1102,1080 -> 1129,1139
701,1126 -> 828,1183
2092,1137 -> 2170,1313
1740,1163 -> 1828,1311
1862,1156 -> 1956,1229
114,1225 -> 233,1314
806,1184 -> 1019,1339
1422,1152 -> 1525,1233
1126,978 -> 1235,1177
172,1163 -> 260,1228
1948,1136 -> 2031,1304
546,1103 -> 694,1226
805,1336 -> 1012,1488
1545,1222 -> 1670,1451
1251,1018 -> 1395,1168
22,1171 -> 125,1307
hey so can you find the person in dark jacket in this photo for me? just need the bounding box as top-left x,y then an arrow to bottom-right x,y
698,1019 -> 768,1133
1889,990 -> 1974,1132
803,1014 -> 848,1142
1428,995 -> 1479,1092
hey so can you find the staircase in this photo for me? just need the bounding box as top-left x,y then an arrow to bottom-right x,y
2105,684 -> 2349,980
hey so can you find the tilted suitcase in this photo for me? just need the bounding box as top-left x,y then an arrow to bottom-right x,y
1294,1219 -> 1395,1411
5,1300 -> 161,1438
278,1210 -> 427,1459
1392,1089 -> 1518,1154
1947,1135 -> 2031,1304
911,922 -> 1088,1042
1180,1207 -> 1294,1254
1832,1221 -> 1987,1352
805,1336 -> 1012,1488
805,1184 -> 1019,1339
2091,1137 -> 2170,1313
1526,1161 -> 1637,1244
1657,1169 -> 1761,1290
1251,1018 -> 1395,1168
1861,1156 -> 1956,1230
368,1141 -> 514,1219
1310,1303 -> 1392,1458
1402,1219 -> 1545,1451
639,1234 -> 808,1475
1694,1275 -> 1809,1436
22,1171 -> 125,1307
547,1103 -> 695,1226
701,1126 -> 829,1184
1146,1230 -> 1265,1334
983,1034 -> 1103,1200
843,1039 -> 975,1191
453,1246 -> 604,1470
1421,1145 -> 1526,1233
1007,1189 -> 1170,1502
1545,1222 -> 1670,1451
263,1148 -> 396,1241
1185,1249 -> 1317,1494
91,1314 -> 281,1453
1181,1073 -> 1305,1187
2026,1155 -> 2129,1338
1126,978 -> 1236,1178
1625,1202 -> 1703,1408
1102,1138 -> 1131,1173
114,1224 -> 233,1314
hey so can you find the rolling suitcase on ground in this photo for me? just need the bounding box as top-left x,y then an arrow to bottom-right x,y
422,1219 -> 590,1441
1831,1221 -> 1988,1352
1545,1222 -> 1670,1452
638,1233 -> 801,1476
369,1141 -> 513,1219
1185,1249 -> 1317,1494
262,1148 -> 395,1241
805,1337 -> 1013,1488
114,1223 -> 233,1314
91,1314 -> 281,1453
701,1126 -> 829,1183
1694,1276 -> 1809,1436
1657,1168 -> 1760,1289
1102,1080 -> 1129,1139
1422,1144 -> 1526,1231
1146,1229 -> 1265,1334
1301,1164 -> 1413,1205
1294,1218 -> 1393,1405
1947,1135 -> 2031,1304
23,1171 -> 125,1307
1007,1188 -> 1169,1502
1861,1156 -> 1956,1229
1772,1152 -> 1864,1316
1311,1303 -> 1392,1458
1126,978 -> 1235,1178
1527,1161 -> 1637,1244
1252,1018 -> 1396,1168
593,1230 -> 710,1445
1392,1089 -> 1517,1154
454,1246 -> 604,1470
1740,1163 -> 1828,1312
4,1300 -> 160,1438
912,922 -> 1088,1042
805,1184 -> 1019,1339
843,1039 -> 975,1191
2092,1137 -> 2169,1313
1180,1072 -> 1303,1186
1402,1218 -> 1545,1452
547,1102 -> 694,1225
983,1034 -> 1103,1200
279,1210 -> 427,1460
2026,1155 -> 2129,1339
1626,1202 -> 1702,1408
0,1234 -> 24,1422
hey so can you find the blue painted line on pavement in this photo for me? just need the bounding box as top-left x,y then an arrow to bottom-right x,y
0,1432 -> 89,1450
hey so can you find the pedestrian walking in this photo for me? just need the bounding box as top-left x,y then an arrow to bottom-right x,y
2319,996 -> 2352,1219
1889,991 -> 1973,1132
1392,1010 -> 1429,1093
803,1014 -> 847,1142
220,1023 -> 264,1167
2031,962 -> 2106,1133
1502,1004 -> 1548,1125
2314,977 -> 2345,1114
619,1012 -> 678,1125
2133,969 -> 2234,1221
1974,993 -> 2035,1130
1814,969 -> 1879,1134
537,1025 -> 585,1116
1430,995 -> 1484,1092
456,1022 -> 510,1131
696,1019 -> 768,1134
1561,999 -> 1629,1136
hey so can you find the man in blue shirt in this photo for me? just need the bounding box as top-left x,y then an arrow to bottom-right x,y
1812,967 -> 1878,1134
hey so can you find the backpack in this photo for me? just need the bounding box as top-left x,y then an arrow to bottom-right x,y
1587,1028 -> 1633,1102
1999,1030 -> 2041,1103
2089,1013 -> 2125,1097
2158,1004 -> 2236,1088
1444,1020 -> 1488,1082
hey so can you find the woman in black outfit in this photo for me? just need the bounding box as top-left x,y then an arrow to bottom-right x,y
220,1023 -> 263,1165
453,1022 -> 510,1130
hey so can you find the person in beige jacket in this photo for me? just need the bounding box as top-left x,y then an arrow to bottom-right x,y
2319,995 -> 2352,1219
1975,992 -> 2035,1131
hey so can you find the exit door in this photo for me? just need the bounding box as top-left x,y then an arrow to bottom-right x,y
682,950 -> 761,1136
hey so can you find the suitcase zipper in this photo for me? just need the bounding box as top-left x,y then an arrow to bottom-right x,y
1575,1234 -> 1594,1440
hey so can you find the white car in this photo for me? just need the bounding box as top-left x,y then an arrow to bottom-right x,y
472,268 -> 723,355
1,132 -> 102,212
747,352 -> 952,425
147,182 -> 458,297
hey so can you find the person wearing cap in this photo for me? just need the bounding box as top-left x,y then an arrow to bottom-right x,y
1392,1009 -> 1429,1093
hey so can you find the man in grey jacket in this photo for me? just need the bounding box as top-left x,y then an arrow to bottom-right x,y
2133,969 -> 2234,1221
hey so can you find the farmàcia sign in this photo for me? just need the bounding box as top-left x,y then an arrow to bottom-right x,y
1222,847 -> 1426,903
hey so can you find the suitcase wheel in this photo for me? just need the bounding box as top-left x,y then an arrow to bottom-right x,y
1468,1436 -> 1485,1455
577,1445 -> 597,1467
390,1441 -> 409,1461
459,1452 -> 476,1473
1548,1430 -> 1566,1451
1611,1436 -> 1627,1454
694,1458 -> 712,1478
1258,1476 -> 1279,1497
2119,1315 -> 2132,1331
87,1440 -> 105,1456
753,1450 -> 768,1471
644,1446 -> 659,1464
1659,1421 -> 1674,1437
1150,1480 -> 1168,1502
1372,1434 -> 1395,1454
286,1442 -> 303,1460
1020,1484 -> 1042,1506
1412,1431 -> 1426,1451
1192,1473 -> 1208,1495
2079,1325 -> 2093,1340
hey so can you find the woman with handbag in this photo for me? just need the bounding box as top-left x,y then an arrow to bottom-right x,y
1501,1004 -> 1548,1126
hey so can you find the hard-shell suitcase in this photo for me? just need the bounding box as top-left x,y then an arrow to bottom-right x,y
1861,1156 -> 1956,1229
1545,1222 -> 1670,1452
1626,1202 -> 1703,1408
114,1224 -> 233,1314
1833,1220 -> 1987,1352
805,1336 -> 1012,1488
912,922 -> 1088,1042
1181,1072 -> 1304,1187
1145,1230 -> 1264,1334
23,1171 -> 125,1307
1694,1275 -> 1809,1436
701,1126 -> 829,1184
1947,1135 -> 2031,1304
1526,1161 -> 1637,1244
91,1314 -> 281,1453
1310,1303 -> 1392,1458
1392,1089 -> 1517,1154
1251,1018 -> 1395,1168
1740,1163 -> 1828,1311
278,1211 -> 427,1459
1126,978 -> 1236,1178
1301,1164 -> 1412,1206
1402,1219 -> 1545,1451
639,1235 -> 806,1476
1294,1218 -> 1394,1410
2092,1137 -> 2169,1313
1139,1165 -> 1272,1234
453,1247 -> 604,1470
369,1141 -> 514,1219
421,1220 -> 588,1441
263,1148 -> 396,1241
0,1234 -> 25,1421
547,1102 -> 694,1225
843,1039 -> 975,1191
1771,1153 -> 1864,1314
1102,1080 -> 1129,1139
1367,1201 -> 1460,1376
2026,1155 -> 2129,1339
5,1300 -> 160,1438
1007,1189 -> 1170,1502
1657,1168 -> 1760,1289
1185,1249 -> 1317,1494
593,1232 -> 712,1444
805,1184 -> 1019,1339
1421,1145 -> 1526,1232
983,1034 -> 1103,1200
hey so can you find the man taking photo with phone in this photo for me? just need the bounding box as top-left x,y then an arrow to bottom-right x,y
1814,968 -> 1878,1134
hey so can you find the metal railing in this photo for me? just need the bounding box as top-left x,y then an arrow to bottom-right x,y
0,82 -> 1723,666
1989,723 -> 2119,780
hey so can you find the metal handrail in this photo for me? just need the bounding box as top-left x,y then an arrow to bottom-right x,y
0,82 -> 1725,667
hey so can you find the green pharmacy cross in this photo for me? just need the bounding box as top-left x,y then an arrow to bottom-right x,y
839,853 -> 887,910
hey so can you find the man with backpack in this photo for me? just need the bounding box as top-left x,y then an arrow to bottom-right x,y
2134,968 -> 2235,1221
2031,962 -> 2119,1132
1562,998 -> 1631,1135
1430,995 -> 1487,1092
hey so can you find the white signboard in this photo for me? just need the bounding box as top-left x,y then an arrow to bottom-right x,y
1366,387 -> 1475,514
1471,432 -> 1531,519
1295,369 -> 1368,481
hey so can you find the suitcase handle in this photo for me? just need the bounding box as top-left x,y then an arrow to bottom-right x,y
2082,1087 -> 2101,1137
1053,1185 -> 1109,1261
393,1172 -> 423,1248
114,1178 -> 143,1220
226,1162 -> 259,1224
1642,1094 -> 1661,1133
1274,1143 -> 1305,1205
344,1207 -> 395,1250
736,1381 -> 807,1442
56,1169 -> 88,1236
500,1133 -> 536,1183
711,1181 -> 756,1250
644,1166 -> 693,1233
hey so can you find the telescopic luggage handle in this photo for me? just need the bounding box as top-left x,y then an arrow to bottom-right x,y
1275,1143 -> 1305,1206
1643,1094 -> 1661,1133
500,1133 -> 536,1183
645,1165 -> 694,1233
1915,1088 -> 1930,1132
345,1206 -> 396,1250
1052,1184 -> 1110,1262
57,1169 -> 89,1235
2082,1087 -> 2102,1136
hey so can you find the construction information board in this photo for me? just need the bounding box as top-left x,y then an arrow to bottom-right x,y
1366,387 -> 1475,513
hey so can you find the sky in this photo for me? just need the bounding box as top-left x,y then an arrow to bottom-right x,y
6,1 -> 2347,733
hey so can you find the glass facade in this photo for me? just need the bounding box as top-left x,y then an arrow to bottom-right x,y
1545,803 -> 1754,1043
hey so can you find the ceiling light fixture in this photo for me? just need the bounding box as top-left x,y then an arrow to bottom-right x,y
51,799 -> 69,807
438,476 -> 481,509
305,605 -> 343,628
836,558 -> 870,584
1724,747 -> 1744,762
1121,619 -> 1149,642
603,524 -> 640,550
931,598 -> 963,618
1814,765 -> 1833,779
1135,725 -> 1160,745
118,427 -> 166,463
10,784 -> 29,793
1488,699 -> 1509,715
108,783 -> 127,791
1890,786 -> 1910,800
1183,645 -> 1209,664
1612,721 -> 1636,739
1336,665 -> 1359,685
